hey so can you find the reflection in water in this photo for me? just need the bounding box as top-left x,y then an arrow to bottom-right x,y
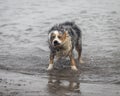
47,70 -> 81,95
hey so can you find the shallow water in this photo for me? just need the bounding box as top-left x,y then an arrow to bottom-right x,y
0,0 -> 120,95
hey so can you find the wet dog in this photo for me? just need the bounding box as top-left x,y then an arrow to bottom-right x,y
47,22 -> 84,71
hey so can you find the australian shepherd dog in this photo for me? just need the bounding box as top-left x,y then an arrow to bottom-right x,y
47,22 -> 84,71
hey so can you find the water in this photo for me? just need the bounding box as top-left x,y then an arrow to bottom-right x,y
0,0 -> 120,95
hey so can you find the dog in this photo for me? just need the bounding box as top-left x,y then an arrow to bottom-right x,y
47,21 -> 84,71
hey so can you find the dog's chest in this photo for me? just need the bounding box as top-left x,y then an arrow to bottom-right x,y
55,49 -> 69,57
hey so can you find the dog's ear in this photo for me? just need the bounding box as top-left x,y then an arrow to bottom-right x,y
61,30 -> 68,41
48,32 -> 52,40
64,30 -> 69,37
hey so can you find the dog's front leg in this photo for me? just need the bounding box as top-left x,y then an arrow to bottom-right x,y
47,53 -> 54,71
69,52 -> 78,71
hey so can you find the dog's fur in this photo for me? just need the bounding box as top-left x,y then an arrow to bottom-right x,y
47,22 -> 83,71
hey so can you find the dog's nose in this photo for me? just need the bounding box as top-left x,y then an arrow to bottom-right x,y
54,40 -> 60,46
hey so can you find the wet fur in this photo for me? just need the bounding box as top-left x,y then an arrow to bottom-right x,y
47,21 -> 83,71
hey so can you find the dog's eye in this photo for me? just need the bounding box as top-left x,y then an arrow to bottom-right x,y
58,36 -> 62,39
51,36 -> 55,39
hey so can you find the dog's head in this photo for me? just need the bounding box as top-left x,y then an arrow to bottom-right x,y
48,30 -> 68,47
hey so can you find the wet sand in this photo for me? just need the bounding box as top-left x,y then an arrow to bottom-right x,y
0,0 -> 120,96
0,69 -> 120,96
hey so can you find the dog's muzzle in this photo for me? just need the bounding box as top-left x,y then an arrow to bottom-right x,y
53,40 -> 60,46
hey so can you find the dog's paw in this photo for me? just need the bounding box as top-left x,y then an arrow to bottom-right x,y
71,66 -> 78,71
47,64 -> 54,71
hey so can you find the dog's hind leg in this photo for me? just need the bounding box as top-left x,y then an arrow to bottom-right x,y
75,40 -> 84,64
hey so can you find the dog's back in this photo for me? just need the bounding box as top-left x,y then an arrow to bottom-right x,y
60,21 -> 81,38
